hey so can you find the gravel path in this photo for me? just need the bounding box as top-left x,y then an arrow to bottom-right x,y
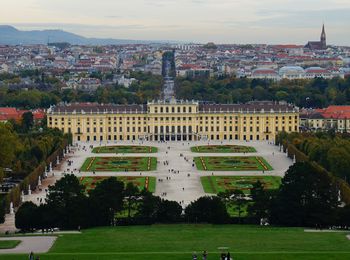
0,236 -> 56,254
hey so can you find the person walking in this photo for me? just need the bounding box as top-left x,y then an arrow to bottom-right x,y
202,250 -> 208,260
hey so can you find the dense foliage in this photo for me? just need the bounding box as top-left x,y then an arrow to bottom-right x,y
15,175 -> 183,230
2,72 -> 350,109
0,119 -> 66,179
15,161 -> 350,230
0,114 -> 70,222
0,71 -> 162,109
176,76 -> 350,107
270,162 -> 340,227
277,131 -> 350,183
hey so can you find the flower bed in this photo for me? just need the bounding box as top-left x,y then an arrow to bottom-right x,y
92,145 -> 158,154
194,156 -> 273,171
80,157 -> 157,172
191,145 -> 256,153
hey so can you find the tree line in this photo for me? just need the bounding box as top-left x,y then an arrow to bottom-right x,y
16,175 -> 183,231
2,71 -> 350,109
0,115 -> 68,180
277,131 -> 350,184
15,161 -> 350,232
0,71 -> 162,109
175,76 -> 350,107
0,113 -> 70,223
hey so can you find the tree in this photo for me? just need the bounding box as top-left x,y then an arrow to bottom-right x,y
124,182 -> 140,219
46,174 -> 86,229
89,177 -> 125,226
270,162 -> 340,227
248,181 -> 273,223
136,190 -> 161,223
231,189 -> 246,223
0,168 -> 4,183
184,196 -> 229,224
0,123 -> 21,169
15,202 -> 38,231
156,199 -> 182,223
337,205 -> 350,227
22,112 -> 34,132
327,147 -> 350,181
0,199 -> 6,224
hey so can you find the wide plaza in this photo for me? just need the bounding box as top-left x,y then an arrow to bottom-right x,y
48,139 -> 293,207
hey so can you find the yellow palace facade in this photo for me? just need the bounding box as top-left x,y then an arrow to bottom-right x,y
47,100 -> 299,142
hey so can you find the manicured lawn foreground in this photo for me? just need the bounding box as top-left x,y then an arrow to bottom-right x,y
80,176 -> 156,193
191,145 -> 256,153
194,156 -> 273,171
80,157 -> 157,172
2,225 -> 350,259
92,145 -> 157,154
201,176 -> 282,194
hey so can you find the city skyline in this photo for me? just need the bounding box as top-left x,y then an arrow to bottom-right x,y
1,0 -> 350,45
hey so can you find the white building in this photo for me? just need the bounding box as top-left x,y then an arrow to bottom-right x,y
250,68 -> 279,80
279,66 -> 305,80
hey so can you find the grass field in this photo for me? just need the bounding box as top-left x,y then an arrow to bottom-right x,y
80,157 -> 157,172
191,145 -> 256,153
80,176 -> 156,193
201,176 -> 282,194
92,145 -> 157,154
0,240 -> 20,249
194,156 -> 273,171
1,225 -> 350,259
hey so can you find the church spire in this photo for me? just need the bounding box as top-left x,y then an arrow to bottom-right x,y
320,23 -> 326,49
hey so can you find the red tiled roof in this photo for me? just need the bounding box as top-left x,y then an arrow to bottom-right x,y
0,107 -> 45,121
33,110 -> 46,120
0,107 -> 18,116
316,106 -> 350,119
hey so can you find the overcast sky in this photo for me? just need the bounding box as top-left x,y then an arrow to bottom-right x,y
1,0 -> 350,45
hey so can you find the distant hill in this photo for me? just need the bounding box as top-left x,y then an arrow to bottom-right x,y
0,25 -> 156,45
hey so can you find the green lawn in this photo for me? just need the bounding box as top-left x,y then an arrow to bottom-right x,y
201,176 -> 281,194
80,157 -> 157,172
80,176 -> 156,193
194,156 -> 273,171
0,240 -> 20,249
92,145 -> 158,154
1,225 -> 350,259
191,145 -> 256,153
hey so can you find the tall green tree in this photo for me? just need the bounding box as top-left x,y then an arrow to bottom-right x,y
46,174 -> 86,229
15,202 -> 38,231
185,196 -> 229,224
124,182 -> 140,219
21,111 -> 34,132
270,162 -> 340,227
231,189 -> 246,223
248,181 -> 273,223
89,177 -> 124,226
